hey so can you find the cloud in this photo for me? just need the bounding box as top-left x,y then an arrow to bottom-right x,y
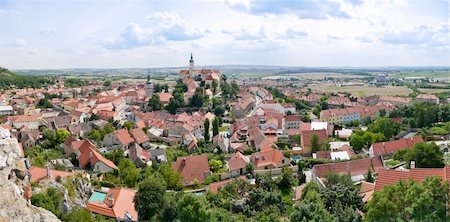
328,34 -> 344,40
224,26 -> 267,40
104,12 -> 207,49
380,26 -> 435,45
0,9 -> 19,15
226,0 -> 351,19
39,28 -> 57,35
356,36 -> 372,43
11,38 -> 27,47
281,28 -> 308,39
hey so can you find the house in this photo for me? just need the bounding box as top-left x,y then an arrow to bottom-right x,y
230,97 -> 255,119
78,140 -> 118,173
97,110 -> 120,122
227,151 -> 250,177
147,148 -> 167,164
130,128 -> 150,149
63,137 -> 84,155
416,94 -> 439,104
0,105 -> 14,115
158,92 -> 173,106
311,156 -> 384,187
300,129 -> 328,154
43,115 -> 73,130
129,143 -> 150,167
28,166 -> 75,182
103,129 -> 135,150
212,134 -> 230,153
285,115 -> 302,129
70,110 -> 88,124
87,188 -> 138,222
172,154 -> 211,186
374,166 -> 450,192
369,136 -> 423,157
3,114 -> 41,130
208,176 -> 247,193
320,106 -> 392,125
250,147 -> 290,170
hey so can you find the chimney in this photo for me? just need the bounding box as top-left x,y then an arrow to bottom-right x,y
410,161 -> 415,169
181,158 -> 186,166
255,153 -> 259,160
108,194 -> 114,207
46,166 -> 52,179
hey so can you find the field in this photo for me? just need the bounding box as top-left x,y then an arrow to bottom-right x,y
417,88 -> 450,94
308,84 -> 412,96
286,72 -> 368,80
389,70 -> 450,78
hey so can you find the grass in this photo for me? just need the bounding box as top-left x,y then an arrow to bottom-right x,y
390,70 -> 450,78
308,84 -> 412,96
219,126 -> 229,132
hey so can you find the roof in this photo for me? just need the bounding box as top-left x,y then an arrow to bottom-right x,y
375,166 -> 450,191
250,147 -> 285,168
130,128 -> 149,144
158,92 -> 173,102
28,166 -> 75,182
313,156 -> 384,179
78,140 -> 118,170
172,154 -> 210,185
208,176 -> 246,193
371,136 -> 423,156
87,188 -> 138,221
228,151 -> 248,171
114,129 -> 135,145
301,129 -> 328,148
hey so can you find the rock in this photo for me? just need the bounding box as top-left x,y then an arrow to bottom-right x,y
0,128 -> 61,222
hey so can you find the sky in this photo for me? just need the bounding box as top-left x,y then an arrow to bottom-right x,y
0,0 -> 449,69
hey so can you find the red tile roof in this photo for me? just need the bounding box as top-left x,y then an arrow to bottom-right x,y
313,156 -> 384,179
208,176 -> 246,193
87,188 -> 138,221
374,166 -> 450,191
130,128 -> 149,144
114,129 -> 135,145
250,147 -> 286,169
228,151 -> 248,171
172,154 -> 210,185
371,136 -> 423,156
78,140 -> 118,170
29,166 -> 75,182
301,129 -> 328,148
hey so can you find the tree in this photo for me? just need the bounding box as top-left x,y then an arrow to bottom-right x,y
103,80 -> 111,87
189,92 -> 204,107
55,129 -> 69,144
365,169 -> 374,183
368,117 -> 400,139
204,118 -> 210,142
166,98 -> 179,115
31,187 -> 64,218
310,134 -> 320,152
365,177 -> 450,222
123,121 -> 134,131
87,129 -> 102,142
349,134 -> 365,151
134,173 -> 167,221
148,94 -> 162,111
208,159 -> 223,173
63,208 -> 96,222
246,162 -> 254,176
212,117 -> 219,137
278,166 -> 297,190
118,158 -> 140,187
405,142 -> 444,168
36,98 -> 53,108
290,190 -> 334,222
177,193 -> 208,222
158,164 -> 183,191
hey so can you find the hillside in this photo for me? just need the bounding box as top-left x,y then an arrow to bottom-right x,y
0,67 -> 54,89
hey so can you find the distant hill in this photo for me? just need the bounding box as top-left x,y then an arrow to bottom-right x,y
0,67 -> 54,89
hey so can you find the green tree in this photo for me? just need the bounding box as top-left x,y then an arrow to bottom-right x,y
36,98 -> 53,108
368,117 -> 400,139
208,159 -> 223,173
103,80 -> 111,87
31,187 -> 64,218
166,98 -> 179,115
87,129 -> 102,142
189,92 -> 205,107
278,166 -> 297,190
123,121 -> 134,131
212,117 -> 219,137
349,134 -> 365,151
365,169 -> 374,183
310,134 -> 320,152
290,189 -> 334,222
204,118 -> 210,142
158,163 -> 183,191
405,142 -> 444,168
134,173 -> 167,221
148,94 -> 162,111
55,129 -> 70,144
118,158 -> 140,187
177,193 -> 208,222
63,208 -> 96,222
365,177 -> 450,222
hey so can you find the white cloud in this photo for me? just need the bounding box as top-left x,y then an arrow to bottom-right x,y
39,28 -> 57,35
11,38 -> 27,47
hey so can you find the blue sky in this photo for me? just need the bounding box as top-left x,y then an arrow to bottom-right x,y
0,0 -> 448,69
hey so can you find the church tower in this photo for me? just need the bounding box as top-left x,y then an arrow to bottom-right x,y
145,71 -> 153,97
189,53 -> 195,73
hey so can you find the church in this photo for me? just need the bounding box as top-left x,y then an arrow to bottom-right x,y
179,54 -> 222,83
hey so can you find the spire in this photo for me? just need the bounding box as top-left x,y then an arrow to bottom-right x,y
147,70 -> 151,84
190,53 -> 193,62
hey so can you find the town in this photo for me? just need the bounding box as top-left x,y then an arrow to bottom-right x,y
0,53 -> 449,221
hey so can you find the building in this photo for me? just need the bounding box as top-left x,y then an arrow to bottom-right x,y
87,188 -> 138,222
416,94 -> 439,104
250,147 -> 290,170
172,154 -> 211,186
78,140 -> 118,173
0,105 -> 14,115
179,54 -> 222,83
103,129 -> 135,150
28,166 -> 75,182
227,151 -> 250,177
284,115 -> 302,129
145,73 -> 153,98
369,136 -> 423,157
3,115 -> 41,130
300,129 -> 328,154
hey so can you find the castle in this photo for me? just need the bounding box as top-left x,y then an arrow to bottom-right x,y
179,53 -> 221,83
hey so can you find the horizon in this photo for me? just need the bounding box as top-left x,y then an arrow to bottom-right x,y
1,0 -> 449,69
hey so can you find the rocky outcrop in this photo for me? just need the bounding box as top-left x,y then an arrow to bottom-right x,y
0,127 -> 61,222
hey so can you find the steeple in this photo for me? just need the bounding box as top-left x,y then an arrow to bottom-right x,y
189,53 -> 194,71
146,70 -> 151,84
145,70 -> 153,97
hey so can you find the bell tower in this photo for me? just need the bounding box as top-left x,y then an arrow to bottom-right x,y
189,53 -> 194,73
145,70 -> 153,97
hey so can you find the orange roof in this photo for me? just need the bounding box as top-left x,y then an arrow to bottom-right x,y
29,166 -> 75,182
313,156 -> 384,179
78,140 -> 118,170
372,136 -> 423,156
158,92 -> 173,102
250,147 -> 285,168
301,129 -> 328,148
172,155 -> 210,185
208,176 -> 246,193
228,151 -> 248,171
114,129 -> 135,145
130,128 -> 149,144
87,188 -> 138,221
